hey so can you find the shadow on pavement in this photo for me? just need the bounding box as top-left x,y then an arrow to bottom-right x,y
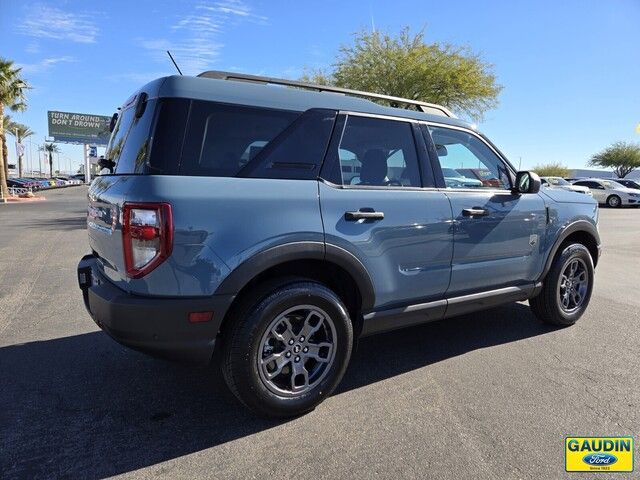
0,303 -> 554,478
15,214 -> 88,231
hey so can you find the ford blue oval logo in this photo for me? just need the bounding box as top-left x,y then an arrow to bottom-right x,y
582,453 -> 617,466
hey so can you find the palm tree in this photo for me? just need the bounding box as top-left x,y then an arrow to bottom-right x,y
40,143 -> 60,178
6,119 -> 34,177
0,58 -> 29,200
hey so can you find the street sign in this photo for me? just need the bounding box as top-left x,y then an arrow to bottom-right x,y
89,146 -> 97,157
47,111 -> 111,145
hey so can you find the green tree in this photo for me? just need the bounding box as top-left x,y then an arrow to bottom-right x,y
6,119 -> 34,177
590,141 -> 640,178
531,162 -> 570,177
302,28 -> 502,121
0,58 -> 29,200
40,143 -> 60,179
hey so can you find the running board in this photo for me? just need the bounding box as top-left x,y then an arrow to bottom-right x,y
361,284 -> 541,337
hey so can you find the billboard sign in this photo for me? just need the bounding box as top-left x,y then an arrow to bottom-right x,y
48,111 -> 111,145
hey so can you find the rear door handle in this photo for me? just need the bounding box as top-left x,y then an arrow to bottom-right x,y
345,209 -> 385,221
462,207 -> 488,217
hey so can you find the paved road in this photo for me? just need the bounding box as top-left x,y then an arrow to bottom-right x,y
1,187 -> 639,479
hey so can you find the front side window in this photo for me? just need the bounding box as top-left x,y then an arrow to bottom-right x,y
428,126 -> 511,190
332,115 -> 421,187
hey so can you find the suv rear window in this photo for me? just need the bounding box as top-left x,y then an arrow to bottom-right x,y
108,97 -> 156,174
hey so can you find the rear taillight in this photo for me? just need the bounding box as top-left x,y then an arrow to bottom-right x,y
122,203 -> 173,278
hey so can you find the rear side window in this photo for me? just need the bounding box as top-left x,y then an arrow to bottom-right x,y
179,101 -> 299,177
239,109 -> 336,179
108,98 -> 156,174
575,181 -> 603,189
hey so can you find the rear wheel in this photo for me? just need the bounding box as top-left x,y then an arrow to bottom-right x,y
222,280 -> 353,417
606,195 -> 621,208
530,244 -> 594,326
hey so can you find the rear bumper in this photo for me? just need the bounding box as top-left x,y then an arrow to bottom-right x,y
77,254 -> 234,364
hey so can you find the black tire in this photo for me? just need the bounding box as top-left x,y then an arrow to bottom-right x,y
530,243 -> 594,326
221,279 -> 353,417
606,195 -> 621,208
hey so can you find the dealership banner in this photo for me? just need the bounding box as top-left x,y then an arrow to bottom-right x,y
47,111 -> 111,145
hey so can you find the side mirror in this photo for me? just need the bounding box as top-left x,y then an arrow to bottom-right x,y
514,171 -> 541,194
435,144 -> 448,157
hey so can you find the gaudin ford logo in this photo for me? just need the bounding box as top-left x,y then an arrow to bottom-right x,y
566,437 -> 633,472
582,453 -> 617,466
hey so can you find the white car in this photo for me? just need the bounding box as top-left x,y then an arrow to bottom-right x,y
441,168 -> 484,188
540,176 -> 592,196
572,178 -> 640,207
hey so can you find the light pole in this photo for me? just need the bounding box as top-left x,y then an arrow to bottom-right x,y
28,138 -> 33,175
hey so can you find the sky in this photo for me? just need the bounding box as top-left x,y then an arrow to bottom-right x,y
2,0 -> 639,174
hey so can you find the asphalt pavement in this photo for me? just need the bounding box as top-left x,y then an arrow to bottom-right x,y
1,186 -> 639,479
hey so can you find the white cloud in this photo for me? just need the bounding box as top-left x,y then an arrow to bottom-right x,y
17,4 -> 99,43
19,56 -> 76,74
139,0 -> 267,75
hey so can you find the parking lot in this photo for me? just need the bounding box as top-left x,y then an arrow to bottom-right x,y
1,186 -> 638,479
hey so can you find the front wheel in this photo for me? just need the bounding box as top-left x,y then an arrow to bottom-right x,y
222,280 -> 353,417
606,195 -> 621,208
530,244 -> 594,326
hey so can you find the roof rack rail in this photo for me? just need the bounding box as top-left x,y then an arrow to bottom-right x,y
197,70 -> 455,118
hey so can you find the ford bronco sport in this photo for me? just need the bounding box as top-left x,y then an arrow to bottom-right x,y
78,71 -> 601,417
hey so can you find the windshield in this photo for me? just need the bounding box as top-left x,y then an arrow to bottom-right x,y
602,180 -> 624,189
545,177 -> 570,186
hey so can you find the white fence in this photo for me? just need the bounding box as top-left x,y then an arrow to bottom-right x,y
7,186 -> 33,197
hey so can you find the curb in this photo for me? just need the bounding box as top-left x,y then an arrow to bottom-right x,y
4,196 -> 47,203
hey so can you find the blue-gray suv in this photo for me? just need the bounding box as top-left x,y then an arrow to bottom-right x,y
78,71 -> 601,417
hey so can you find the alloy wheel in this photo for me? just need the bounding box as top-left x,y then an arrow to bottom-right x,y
557,258 -> 589,313
257,305 -> 337,397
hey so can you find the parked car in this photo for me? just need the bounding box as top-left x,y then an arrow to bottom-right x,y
24,177 -> 51,188
571,178 -> 640,207
540,176 -> 592,195
54,176 -> 73,186
78,72 -> 601,417
616,179 -> 640,190
456,168 -> 503,187
441,167 -> 483,188
7,178 -> 39,190
71,174 -> 86,183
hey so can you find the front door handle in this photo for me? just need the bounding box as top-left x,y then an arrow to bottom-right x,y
462,207 -> 488,217
345,209 -> 385,221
